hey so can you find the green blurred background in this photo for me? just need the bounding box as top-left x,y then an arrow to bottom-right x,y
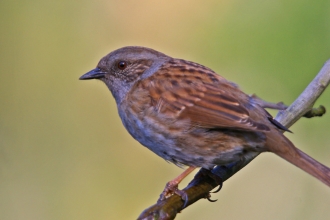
1,0 -> 330,219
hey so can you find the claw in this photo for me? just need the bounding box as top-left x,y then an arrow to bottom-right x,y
174,189 -> 189,208
210,181 -> 223,193
207,197 -> 218,203
206,194 -> 218,203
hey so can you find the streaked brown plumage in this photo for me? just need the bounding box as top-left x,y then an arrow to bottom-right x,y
80,46 -> 330,189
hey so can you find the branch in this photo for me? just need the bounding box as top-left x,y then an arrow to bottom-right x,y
138,59 -> 330,220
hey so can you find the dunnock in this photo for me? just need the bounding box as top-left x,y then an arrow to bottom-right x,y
80,46 -> 330,194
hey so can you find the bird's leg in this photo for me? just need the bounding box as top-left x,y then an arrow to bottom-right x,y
158,166 -> 196,203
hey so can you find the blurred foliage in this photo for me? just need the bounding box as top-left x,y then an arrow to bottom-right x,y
1,0 -> 330,220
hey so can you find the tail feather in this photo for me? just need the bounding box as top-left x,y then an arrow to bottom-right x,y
267,131 -> 330,187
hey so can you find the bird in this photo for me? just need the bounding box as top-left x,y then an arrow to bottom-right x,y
80,46 -> 330,197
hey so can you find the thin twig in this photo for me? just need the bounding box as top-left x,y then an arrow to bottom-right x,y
138,59 -> 330,220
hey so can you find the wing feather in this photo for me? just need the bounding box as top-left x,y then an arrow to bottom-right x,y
145,60 -> 270,132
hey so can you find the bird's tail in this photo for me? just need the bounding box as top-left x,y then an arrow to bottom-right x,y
267,131 -> 330,187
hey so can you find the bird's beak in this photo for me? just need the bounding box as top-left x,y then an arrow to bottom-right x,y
79,68 -> 107,80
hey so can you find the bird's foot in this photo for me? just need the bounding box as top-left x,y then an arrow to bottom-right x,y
157,179 -> 190,208
194,168 -> 223,203
157,166 -> 196,207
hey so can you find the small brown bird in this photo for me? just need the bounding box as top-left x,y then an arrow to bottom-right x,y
80,46 -> 330,193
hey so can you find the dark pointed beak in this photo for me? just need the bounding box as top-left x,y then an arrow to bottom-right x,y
79,68 -> 107,80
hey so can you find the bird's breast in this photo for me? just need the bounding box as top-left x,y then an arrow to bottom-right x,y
118,100 -> 183,163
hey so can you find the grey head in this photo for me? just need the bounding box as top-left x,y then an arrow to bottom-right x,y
80,46 -> 171,104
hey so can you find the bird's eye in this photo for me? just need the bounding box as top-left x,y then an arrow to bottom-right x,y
117,61 -> 127,70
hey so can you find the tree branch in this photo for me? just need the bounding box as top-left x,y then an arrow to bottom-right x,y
138,59 -> 330,220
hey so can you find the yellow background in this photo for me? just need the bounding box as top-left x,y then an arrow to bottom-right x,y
1,1 -> 330,219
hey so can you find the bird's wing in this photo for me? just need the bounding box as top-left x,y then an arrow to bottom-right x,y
145,61 -> 270,132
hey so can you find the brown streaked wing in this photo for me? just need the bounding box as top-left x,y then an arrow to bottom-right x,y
146,65 -> 270,132
169,85 -> 269,131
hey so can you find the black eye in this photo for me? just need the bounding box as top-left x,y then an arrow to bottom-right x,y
117,61 -> 127,70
